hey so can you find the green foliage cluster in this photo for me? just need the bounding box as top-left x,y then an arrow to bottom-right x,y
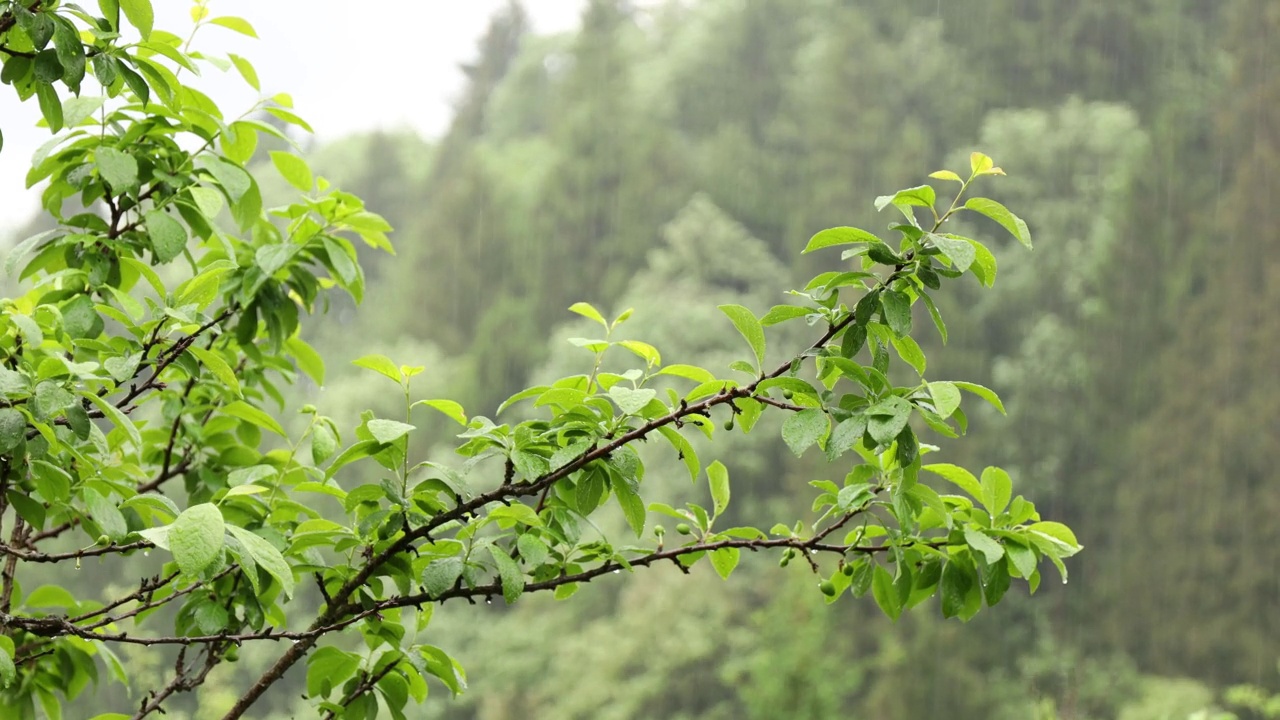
0,1 -> 1082,718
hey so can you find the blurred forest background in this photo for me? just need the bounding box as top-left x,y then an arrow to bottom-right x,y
5,0 -> 1280,718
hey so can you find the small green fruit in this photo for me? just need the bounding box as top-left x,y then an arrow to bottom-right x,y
779,555 -> 790,568
782,389 -> 794,400
819,580 -> 838,597
654,525 -> 666,537
724,418 -> 735,431
675,523 -> 693,536
841,563 -> 855,577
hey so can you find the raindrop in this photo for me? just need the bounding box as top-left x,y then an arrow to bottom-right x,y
486,598 -> 492,605
143,551 -> 150,557
612,569 -> 620,574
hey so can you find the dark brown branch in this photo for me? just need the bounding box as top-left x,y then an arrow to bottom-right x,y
69,571 -> 181,624
130,641 -> 227,720
1,517 -> 28,620
0,539 -> 151,563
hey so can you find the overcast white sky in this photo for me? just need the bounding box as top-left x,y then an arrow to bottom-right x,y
0,1 -> 587,236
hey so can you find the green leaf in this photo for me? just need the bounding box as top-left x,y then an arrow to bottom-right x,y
618,340 -> 661,367
223,485 -> 268,498
419,645 -> 466,695
488,545 -> 524,604
953,381 -> 1006,415
707,460 -> 730,517
890,335 -> 926,376
310,423 -> 338,464
658,426 -> 698,482
782,409 -> 828,457
269,151 -> 312,192
423,557 -> 463,598
64,97 -> 105,128
119,0 -> 154,38
980,466 -> 1013,516
188,346 -> 241,397
284,337 -> 325,385
709,547 -> 740,579
608,386 -> 656,415
264,105 -> 313,133
922,463 -> 983,500
413,399 -> 467,426
255,243 -> 297,277
825,415 -> 867,462
803,226 -> 881,254
983,557 -> 1012,605
95,147 -> 138,192
0,408 -> 26,453
940,559 -> 974,619
84,488 -> 128,542
930,234 -> 976,273
967,239 -> 998,287
0,368 -> 27,400
614,479 -> 646,537
324,440 -> 379,479
875,184 -> 935,211
366,419 -> 414,444
144,210 -> 186,264
5,229 -> 61,277
222,400 -> 287,437
0,641 -> 13,689
227,53 -> 259,90
880,290 -> 912,337
168,504 -> 224,576
207,15 -> 258,37
655,364 -> 716,384
83,392 -> 140,449
567,301 -> 607,328
866,396 -> 912,446
970,152 -> 995,175
871,563 -> 902,620
1005,540 -> 1037,578
760,305 -> 812,326
718,304 -> 765,371
307,647 -> 359,699
11,314 -> 41,347
517,534 -> 550,567
929,169 -> 964,183
226,525 -> 294,598
36,82 -> 64,132
928,381 -> 961,419
23,585 -> 77,609
192,599 -> 229,635
964,197 -> 1032,248
202,157 -> 251,202
60,295 -> 102,339
33,381 -> 75,419
1027,521 -> 1080,550
964,527 -> 1005,564
353,354 -> 402,384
